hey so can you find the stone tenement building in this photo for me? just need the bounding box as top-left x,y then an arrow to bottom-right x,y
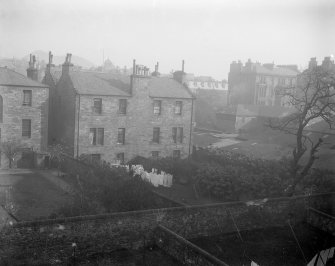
228,59 -> 299,106
299,56 -> 335,87
43,54 -> 195,163
0,55 -> 49,168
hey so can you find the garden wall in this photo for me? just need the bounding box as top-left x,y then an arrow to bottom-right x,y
154,225 -> 228,266
307,207 -> 335,236
1,193 -> 334,264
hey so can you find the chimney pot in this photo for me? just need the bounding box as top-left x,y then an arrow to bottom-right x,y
133,59 -> 136,75
309,57 -> 318,69
27,54 -> 38,81
182,60 -> 185,72
62,53 -> 74,75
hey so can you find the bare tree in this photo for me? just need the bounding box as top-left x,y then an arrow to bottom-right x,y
0,139 -> 22,168
269,65 -> 335,193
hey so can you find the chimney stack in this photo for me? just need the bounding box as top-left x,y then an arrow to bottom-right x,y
27,54 -> 38,81
322,56 -> 334,69
308,57 -> 317,69
132,59 -> 136,75
245,59 -> 254,72
62,53 -> 74,76
152,62 -> 160,77
46,51 -> 55,73
173,60 -> 187,84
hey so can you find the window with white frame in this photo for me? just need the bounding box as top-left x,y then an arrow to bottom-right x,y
174,101 -> 182,115
153,100 -> 162,115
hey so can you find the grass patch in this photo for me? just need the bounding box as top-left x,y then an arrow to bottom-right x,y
9,172 -> 73,221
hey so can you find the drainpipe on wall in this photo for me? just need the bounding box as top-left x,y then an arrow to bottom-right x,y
76,94 -> 81,158
188,97 -> 194,157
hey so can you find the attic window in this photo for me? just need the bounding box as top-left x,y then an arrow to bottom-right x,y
153,100 -> 162,115
23,90 -> 32,106
174,101 -> 182,115
93,98 -> 102,114
118,99 -> 127,115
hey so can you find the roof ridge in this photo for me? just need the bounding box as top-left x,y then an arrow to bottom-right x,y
0,66 -> 47,87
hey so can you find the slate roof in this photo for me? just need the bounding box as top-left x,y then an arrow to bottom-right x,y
253,65 -> 299,77
66,71 -> 193,99
68,71 -> 131,96
0,67 -> 47,87
148,77 -> 193,99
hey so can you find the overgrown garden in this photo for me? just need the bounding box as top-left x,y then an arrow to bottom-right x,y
50,145 -> 335,219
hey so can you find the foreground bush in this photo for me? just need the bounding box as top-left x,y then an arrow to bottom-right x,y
51,148 -> 334,215
51,156 -> 179,217
129,148 -> 334,201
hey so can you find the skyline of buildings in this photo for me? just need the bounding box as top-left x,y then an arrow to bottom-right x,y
0,50 -> 333,168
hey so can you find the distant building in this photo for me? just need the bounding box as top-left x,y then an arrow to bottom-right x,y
181,73 -> 228,130
228,59 -> 299,107
43,55 -> 195,163
0,55 -> 49,168
185,74 -> 227,92
298,56 -> 335,89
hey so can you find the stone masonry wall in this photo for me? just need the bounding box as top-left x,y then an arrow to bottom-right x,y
1,193 -> 333,264
307,207 -> 335,236
54,76 -> 77,156
154,225 -> 228,266
43,71 -> 57,145
0,85 -> 49,168
74,76 -> 193,162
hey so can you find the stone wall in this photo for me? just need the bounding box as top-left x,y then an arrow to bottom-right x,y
1,193 -> 333,264
154,225 -> 228,266
54,76 -> 77,156
307,207 -> 335,236
0,85 -> 49,168
43,70 -> 57,145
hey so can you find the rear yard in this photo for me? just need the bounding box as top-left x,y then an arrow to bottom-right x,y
0,170 -> 72,221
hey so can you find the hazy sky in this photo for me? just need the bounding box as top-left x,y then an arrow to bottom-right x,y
1,0 -> 334,79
